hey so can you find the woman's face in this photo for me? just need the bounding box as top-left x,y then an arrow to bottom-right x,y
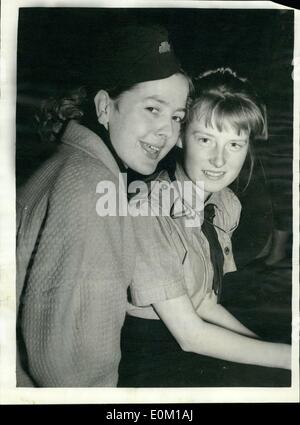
184,118 -> 249,199
107,73 -> 189,175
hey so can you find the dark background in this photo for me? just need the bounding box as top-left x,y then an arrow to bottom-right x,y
17,7 -> 293,89
16,7 -> 294,267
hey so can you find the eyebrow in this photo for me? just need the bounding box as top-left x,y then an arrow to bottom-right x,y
192,130 -> 214,137
144,96 -> 187,113
192,130 -> 248,141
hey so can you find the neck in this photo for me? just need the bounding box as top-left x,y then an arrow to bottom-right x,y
204,192 -> 213,202
85,119 -> 127,173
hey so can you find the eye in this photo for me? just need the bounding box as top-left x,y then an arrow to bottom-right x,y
230,142 -> 245,151
145,106 -> 159,114
172,114 -> 185,123
197,137 -> 211,145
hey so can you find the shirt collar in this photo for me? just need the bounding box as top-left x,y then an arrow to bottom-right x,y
174,163 -> 205,214
170,163 -> 227,232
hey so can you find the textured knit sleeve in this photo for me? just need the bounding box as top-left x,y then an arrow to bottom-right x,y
20,154 -> 135,387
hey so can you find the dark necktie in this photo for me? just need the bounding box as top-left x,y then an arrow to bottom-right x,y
201,204 -> 224,302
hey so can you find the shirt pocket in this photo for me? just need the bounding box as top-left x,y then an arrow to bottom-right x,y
218,230 -> 237,274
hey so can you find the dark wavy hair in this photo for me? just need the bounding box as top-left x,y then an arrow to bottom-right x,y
185,68 -> 266,191
35,70 -> 193,143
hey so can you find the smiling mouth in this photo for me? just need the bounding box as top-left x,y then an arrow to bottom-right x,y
139,141 -> 162,160
203,170 -> 226,180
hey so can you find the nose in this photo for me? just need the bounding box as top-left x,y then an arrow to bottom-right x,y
156,116 -> 173,140
209,145 -> 226,168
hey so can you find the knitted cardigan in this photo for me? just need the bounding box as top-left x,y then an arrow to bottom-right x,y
16,120 -> 136,387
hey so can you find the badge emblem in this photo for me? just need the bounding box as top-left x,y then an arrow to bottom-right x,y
159,41 -> 171,54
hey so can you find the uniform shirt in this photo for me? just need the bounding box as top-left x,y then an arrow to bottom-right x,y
16,120 -> 136,387
128,164 -> 241,319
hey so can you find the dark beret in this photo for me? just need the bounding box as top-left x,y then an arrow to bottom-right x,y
88,24 -> 182,90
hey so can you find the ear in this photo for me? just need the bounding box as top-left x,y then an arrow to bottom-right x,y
176,135 -> 183,148
94,90 -> 111,130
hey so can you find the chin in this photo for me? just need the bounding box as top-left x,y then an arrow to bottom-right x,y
203,182 -> 227,194
141,166 -> 157,176
132,163 -> 157,176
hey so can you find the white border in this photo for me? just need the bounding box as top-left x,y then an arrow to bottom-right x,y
291,2 -> 300,403
1,0 -> 294,10
0,0 -> 299,404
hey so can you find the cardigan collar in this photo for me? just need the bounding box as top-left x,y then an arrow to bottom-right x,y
62,120 -> 121,179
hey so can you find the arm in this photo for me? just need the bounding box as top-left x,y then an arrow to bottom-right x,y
197,293 -> 258,338
153,294 -> 291,370
198,193 -> 258,337
22,165 -> 130,387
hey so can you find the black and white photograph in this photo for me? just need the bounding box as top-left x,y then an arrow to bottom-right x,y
0,0 -> 299,404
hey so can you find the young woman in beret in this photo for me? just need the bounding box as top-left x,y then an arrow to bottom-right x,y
16,25 -> 190,387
